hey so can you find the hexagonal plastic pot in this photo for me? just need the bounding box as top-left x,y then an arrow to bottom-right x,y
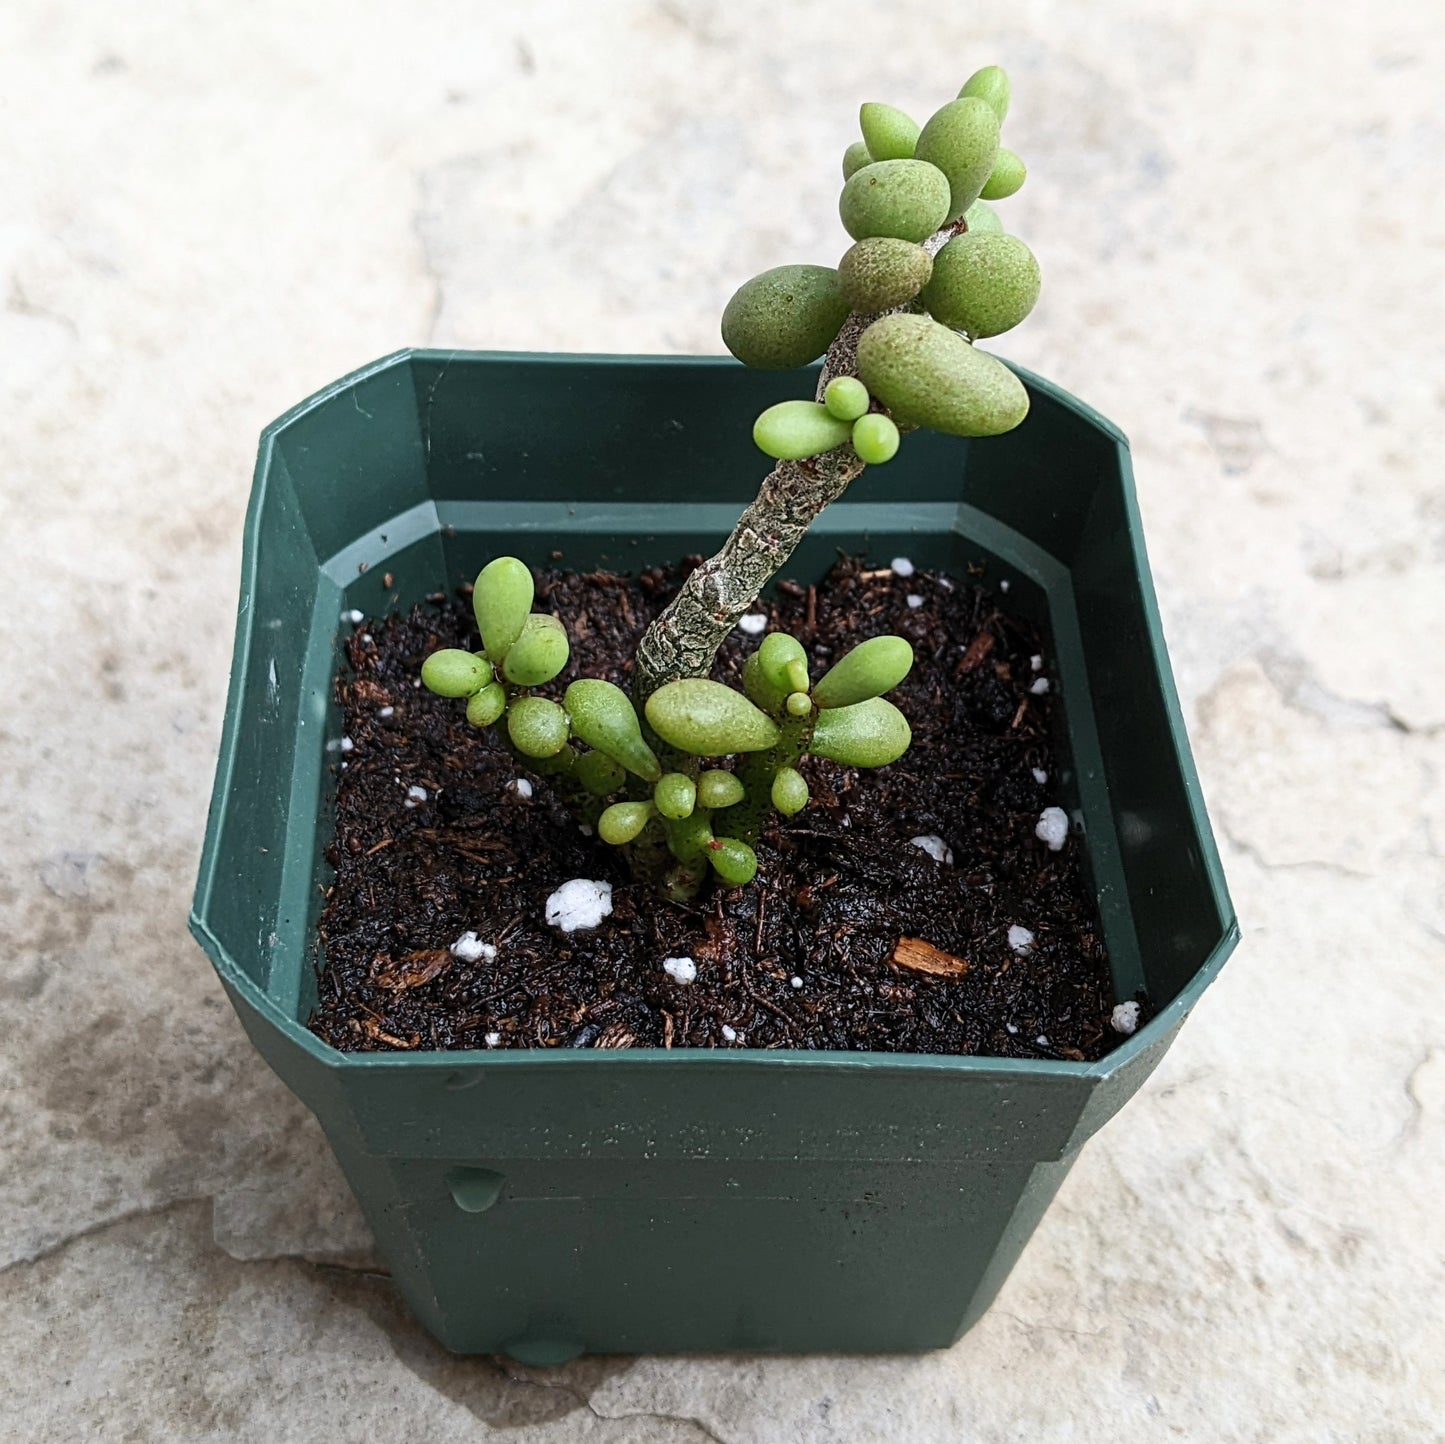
190,349 -> 1236,1361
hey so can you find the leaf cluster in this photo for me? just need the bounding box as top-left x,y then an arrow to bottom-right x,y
421,559 -> 916,894
722,66 -> 1040,464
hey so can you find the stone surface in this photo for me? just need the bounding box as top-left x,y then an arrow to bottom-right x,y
2,1 -> 1440,1440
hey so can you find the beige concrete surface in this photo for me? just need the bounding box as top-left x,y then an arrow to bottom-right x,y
2,1 -> 1441,1439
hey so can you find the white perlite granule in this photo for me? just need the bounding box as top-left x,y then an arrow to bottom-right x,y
404,784 -> 427,808
342,608 -> 364,624
1030,677 -> 1050,695
662,957 -> 697,985
891,556 -> 915,577
545,878 -> 613,932
510,778 -> 534,800
377,706 -> 394,719
450,931 -> 497,964
1111,1001 -> 1142,1035
906,594 -> 924,609
1035,1035 -> 1050,1047
1007,924 -> 1036,954
1000,578 -> 1011,592
910,834 -> 954,865
790,976 -> 803,989
721,1025 -> 738,1042
1030,654 -> 1043,670
1035,807 -> 1069,851
484,1032 -> 501,1048
1031,767 -> 1048,785
737,613 -> 768,635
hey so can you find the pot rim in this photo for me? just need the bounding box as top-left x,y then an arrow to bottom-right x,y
192,348 -> 1238,1082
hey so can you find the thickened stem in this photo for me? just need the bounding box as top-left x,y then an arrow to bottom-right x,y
632,316 -> 873,698
633,221 -> 963,699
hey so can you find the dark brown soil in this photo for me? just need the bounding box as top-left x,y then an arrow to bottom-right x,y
309,556 -> 1120,1058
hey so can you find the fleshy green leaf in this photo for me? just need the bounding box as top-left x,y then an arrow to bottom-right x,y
914,97 -> 1000,222
842,140 -> 873,181
753,400 -> 854,461
811,635 -> 914,709
836,237 -> 933,313
958,64 -> 1010,123
859,102 -> 920,161
696,769 -> 746,810
654,772 -> 698,820
981,147 -> 1026,200
575,749 -> 626,796
856,313 -> 1029,437
823,375 -> 871,422
598,800 -> 655,845
771,766 -> 810,816
840,159 -> 952,243
964,198 -> 1004,234
851,413 -> 900,464
473,557 -> 534,661
465,682 -> 506,728
507,696 -> 570,759
564,679 -> 661,781
420,648 -> 492,699
921,232 -> 1040,340
758,632 -> 810,694
742,651 -> 787,712
501,613 -> 570,687
707,837 -> 758,886
809,696 -> 912,768
645,680 -> 781,756
721,265 -> 850,371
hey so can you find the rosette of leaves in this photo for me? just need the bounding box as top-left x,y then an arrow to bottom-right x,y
421,559 -> 915,897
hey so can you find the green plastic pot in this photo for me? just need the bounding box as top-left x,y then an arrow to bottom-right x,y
191,350 -> 1236,1360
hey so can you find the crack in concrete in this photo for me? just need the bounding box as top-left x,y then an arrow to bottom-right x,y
0,1195 -> 209,1276
5,1200 -> 679,1436
3,1193 -> 388,1283
492,1359 -> 730,1443
6,278 -> 80,339
1217,825 -> 1372,882
996,1310 -> 1109,1340
304,1257 -> 392,1282
1385,709 -> 1445,739
1392,1045 -> 1441,1150
1255,648 -> 1443,739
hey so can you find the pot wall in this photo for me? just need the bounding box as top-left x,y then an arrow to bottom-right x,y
192,351 -> 1236,1356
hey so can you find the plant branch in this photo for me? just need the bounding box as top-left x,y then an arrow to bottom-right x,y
633,220 -> 965,698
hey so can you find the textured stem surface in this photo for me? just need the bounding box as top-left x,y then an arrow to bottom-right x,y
633,221 -> 963,698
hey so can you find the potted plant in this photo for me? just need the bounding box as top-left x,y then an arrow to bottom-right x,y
191,68 -> 1236,1361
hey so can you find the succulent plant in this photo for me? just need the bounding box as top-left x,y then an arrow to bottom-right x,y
423,558 -> 915,896
421,66 -> 1042,898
